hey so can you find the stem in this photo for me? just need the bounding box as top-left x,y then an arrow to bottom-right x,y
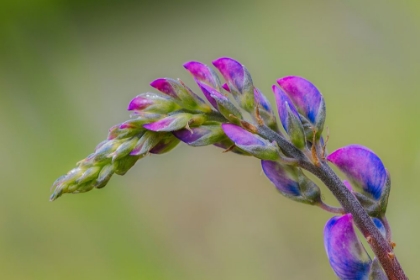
317,200 -> 344,214
257,125 -> 408,280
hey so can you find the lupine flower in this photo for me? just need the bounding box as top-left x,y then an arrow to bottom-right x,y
327,145 -> 387,200
213,57 -> 255,112
324,214 -> 372,279
324,214 -> 387,280
197,82 -> 242,124
127,92 -> 181,115
184,61 -> 223,108
277,76 -> 326,139
261,160 -> 321,204
273,85 -> 306,148
253,87 -> 278,131
150,78 -> 211,112
222,124 -> 279,160
173,123 -> 226,147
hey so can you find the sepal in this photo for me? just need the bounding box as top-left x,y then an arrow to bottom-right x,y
368,258 -> 387,280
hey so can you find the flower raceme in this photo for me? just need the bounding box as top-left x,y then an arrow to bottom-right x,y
50,57 -> 404,279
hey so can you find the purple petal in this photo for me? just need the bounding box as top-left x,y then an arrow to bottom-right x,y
173,124 -> 224,146
196,81 -> 220,109
277,76 -> 323,124
212,57 -> 245,92
222,83 -> 230,92
143,113 -> 191,132
149,134 -> 180,154
327,145 -> 387,200
261,160 -> 300,196
324,214 -> 371,279
184,61 -> 221,91
150,78 -> 178,99
221,124 -> 265,146
272,85 -> 300,132
372,218 -> 387,239
343,180 -> 354,192
254,88 -> 272,112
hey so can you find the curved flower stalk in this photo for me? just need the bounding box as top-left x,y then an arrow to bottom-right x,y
50,57 -> 407,279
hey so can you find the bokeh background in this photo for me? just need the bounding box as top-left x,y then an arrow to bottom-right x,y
1,0 -> 420,279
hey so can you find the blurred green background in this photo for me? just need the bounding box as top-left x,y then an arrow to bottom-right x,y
1,0 -> 420,279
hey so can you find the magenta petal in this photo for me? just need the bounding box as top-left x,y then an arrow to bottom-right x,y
184,61 -> 221,91
127,96 -> 153,111
150,78 -> 178,99
221,124 -> 265,146
173,124 -> 224,147
327,145 -> 387,200
143,113 -> 191,132
222,83 -> 230,92
277,76 -> 323,124
196,81 -> 220,109
254,88 -> 272,112
212,57 -> 245,92
261,160 -> 300,196
324,214 -> 371,279
149,134 -> 180,154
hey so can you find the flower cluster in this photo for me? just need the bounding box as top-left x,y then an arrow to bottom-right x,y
50,57 -> 400,279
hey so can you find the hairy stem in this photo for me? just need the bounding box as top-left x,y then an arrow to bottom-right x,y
257,125 -> 407,280
317,201 -> 344,214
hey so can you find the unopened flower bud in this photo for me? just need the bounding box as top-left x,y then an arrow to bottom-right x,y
150,78 -> 211,112
222,124 -> 279,160
324,214 -> 372,280
273,85 -> 306,148
277,76 -> 326,139
261,160 -> 320,204
213,57 -> 255,112
143,112 -> 195,132
173,122 -> 226,147
149,133 -> 180,154
184,61 -> 223,108
198,82 -> 242,124
128,92 -> 181,115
